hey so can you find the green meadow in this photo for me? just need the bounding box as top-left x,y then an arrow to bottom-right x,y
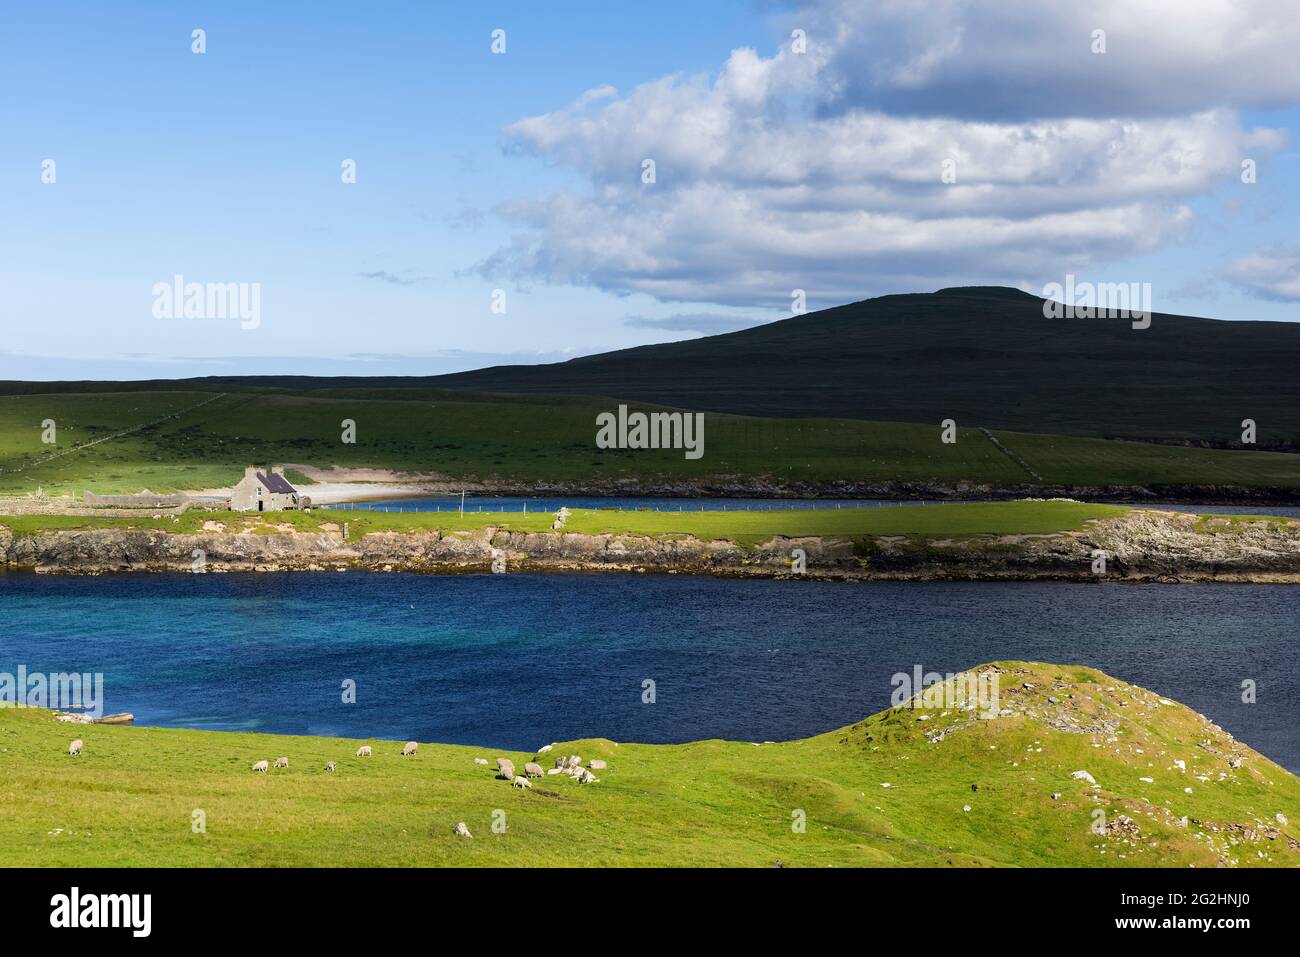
2,662 -> 1294,868
1,390 -> 1297,496
0,500 -> 1138,546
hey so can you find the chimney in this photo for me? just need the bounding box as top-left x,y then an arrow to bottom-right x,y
245,465 -> 259,479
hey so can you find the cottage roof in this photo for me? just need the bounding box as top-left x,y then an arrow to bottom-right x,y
257,471 -> 297,494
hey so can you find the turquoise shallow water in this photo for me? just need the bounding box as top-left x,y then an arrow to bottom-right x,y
0,572 -> 1294,771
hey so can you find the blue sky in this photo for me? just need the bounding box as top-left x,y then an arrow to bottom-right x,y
1,1 -> 1296,380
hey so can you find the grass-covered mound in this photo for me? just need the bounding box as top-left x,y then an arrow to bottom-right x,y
1,663 -> 1295,867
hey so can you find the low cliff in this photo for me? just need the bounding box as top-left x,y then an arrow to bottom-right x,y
3,510 -> 1300,582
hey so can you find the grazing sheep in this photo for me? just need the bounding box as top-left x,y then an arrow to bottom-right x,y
566,755 -> 581,769
588,759 -> 607,770
555,756 -> 568,769
524,762 -> 544,778
473,758 -> 489,765
574,768 -> 599,784
511,775 -> 532,789
402,741 -> 418,756
274,757 -> 289,769
356,746 -> 372,758
252,760 -> 269,772
325,761 -> 336,772
68,739 -> 83,757
496,758 -> 516,780
454,822 -> 472,838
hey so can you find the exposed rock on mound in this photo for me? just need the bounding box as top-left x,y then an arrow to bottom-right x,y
839,662 -> 1298,867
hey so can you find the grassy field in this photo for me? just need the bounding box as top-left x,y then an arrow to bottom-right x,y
1,662 -> 1295,867
1,389 -> 1297,496
0,500 -> 1138,545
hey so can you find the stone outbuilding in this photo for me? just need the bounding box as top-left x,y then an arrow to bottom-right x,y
230,466 -> 302,512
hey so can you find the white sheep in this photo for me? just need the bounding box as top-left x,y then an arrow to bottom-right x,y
473,758 -> 489,765
575,768 -> 599,784
524,762 -> 544,778
274,757 -> 289,769
511,775 -> 532,789
356,745 -> 372,758
68,739 -> 83,757
588,759 -> 607,770
454,822 -> 472,838
402,741 -> 418,756
325,761 -> 336,772
496,758 -> 516,780
252,760 -> 269,772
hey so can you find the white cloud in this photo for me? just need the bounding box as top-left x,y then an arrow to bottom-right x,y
476,0 -> 1293,308
1222,244 -> 1300,301
801,0 -> 1300,119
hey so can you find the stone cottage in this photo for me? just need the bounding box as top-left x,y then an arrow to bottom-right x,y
230,466 -> 302,512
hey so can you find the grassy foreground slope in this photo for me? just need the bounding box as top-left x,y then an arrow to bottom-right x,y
1,663 -> 1295,868
2,390 -> 1299,496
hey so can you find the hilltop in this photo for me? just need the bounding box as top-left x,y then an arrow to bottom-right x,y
426,286 -> 1300,446
2,662 -> 1295,867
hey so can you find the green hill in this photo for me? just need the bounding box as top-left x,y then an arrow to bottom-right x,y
427,287 -> 1300,447
3,389 -> 1299,497
2,662 -> 1295,867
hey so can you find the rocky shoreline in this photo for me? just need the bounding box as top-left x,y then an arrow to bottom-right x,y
3,510 -> 1300,582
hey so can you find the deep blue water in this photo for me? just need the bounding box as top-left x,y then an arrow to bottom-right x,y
0,573 -> 1294,771
333,495 -> 1300,520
